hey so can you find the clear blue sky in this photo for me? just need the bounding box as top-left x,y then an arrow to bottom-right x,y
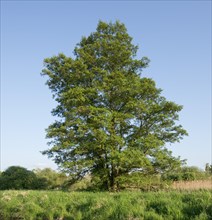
1,1 -> 211,171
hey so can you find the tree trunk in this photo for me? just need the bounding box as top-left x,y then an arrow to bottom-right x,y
109,165 -> 116,191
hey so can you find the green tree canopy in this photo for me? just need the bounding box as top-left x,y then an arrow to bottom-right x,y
42,21 -> 188,190
0,166 -> 38,190
162,166 -> 206,181
34,168 -> 67,189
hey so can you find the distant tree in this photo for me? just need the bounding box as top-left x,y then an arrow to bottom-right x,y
42,21 -> 188,191
205,163 -> 212,175
162,166 -> 206,181
0,166 -> 38,190
33,168 -> 67,189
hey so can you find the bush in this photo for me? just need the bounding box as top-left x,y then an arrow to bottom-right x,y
33,168 -> 68,190
116,173 -> 167,191
0,166 -> 69,190
0,166 -> 39,190
162,166 -> 207,181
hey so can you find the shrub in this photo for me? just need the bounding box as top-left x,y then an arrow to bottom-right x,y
0,166 -> 39,190
162,166 -> 207,182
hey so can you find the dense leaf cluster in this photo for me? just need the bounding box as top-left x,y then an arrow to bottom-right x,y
162,166 -> 209,181
0,166 -> 67,190
0,166 -> 42,190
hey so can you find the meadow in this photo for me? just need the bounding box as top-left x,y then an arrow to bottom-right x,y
0,189 -> 212,220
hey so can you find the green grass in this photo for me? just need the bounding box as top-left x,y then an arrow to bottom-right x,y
0,190 -> 211,220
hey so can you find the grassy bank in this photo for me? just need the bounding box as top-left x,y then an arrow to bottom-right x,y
0,190 -> 212,220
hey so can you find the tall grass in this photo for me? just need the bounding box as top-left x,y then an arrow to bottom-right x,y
0,190 -> 211,219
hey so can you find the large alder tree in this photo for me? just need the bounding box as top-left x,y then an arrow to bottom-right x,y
42,21 -> 187,190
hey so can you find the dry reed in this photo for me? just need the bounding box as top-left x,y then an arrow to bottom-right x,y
172,179 -> 212,190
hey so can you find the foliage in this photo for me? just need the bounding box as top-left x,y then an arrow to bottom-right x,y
162,166 -> 208,181
0,166 -> 68,190
64,175 -> 93,191
205,163 -> 212,175
0,166 -> 40,190
0,190 -> 211,219
117,173 -> 168,191
42,20 -> 188,190
33,168 -> 68,189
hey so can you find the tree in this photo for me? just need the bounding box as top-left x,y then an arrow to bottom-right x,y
0,166 -> 38,190
42,21 -> 187,191
33,168 -> 67,189
205,163 -> 212,175
162,166 -> 206,181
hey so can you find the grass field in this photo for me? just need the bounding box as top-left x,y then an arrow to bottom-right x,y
0,189 -> 212,220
